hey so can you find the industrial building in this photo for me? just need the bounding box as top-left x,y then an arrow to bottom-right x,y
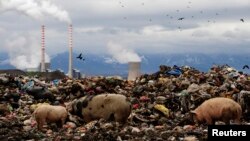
39,24 -> 78,78
37,24 -> 140,80
127,61 -> 141,81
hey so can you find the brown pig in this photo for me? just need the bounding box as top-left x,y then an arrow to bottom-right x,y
33,104 -> 68,130
190,97 -> 242,125
67,93 -> 131,123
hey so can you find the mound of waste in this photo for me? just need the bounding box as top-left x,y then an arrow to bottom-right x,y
0,64 -> 249,140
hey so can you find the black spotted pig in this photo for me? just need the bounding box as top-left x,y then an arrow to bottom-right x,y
191,97 -> 242,125
67,93 -> 131,123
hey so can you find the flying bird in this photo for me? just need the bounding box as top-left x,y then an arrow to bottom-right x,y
76,53 -> 83,59
76,53 -> 85,61
178,17 -> 184,20
240,19 -> 244,22
243,65 -> 249,69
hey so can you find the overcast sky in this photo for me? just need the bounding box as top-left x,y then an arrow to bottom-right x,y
0,0 -> 250,69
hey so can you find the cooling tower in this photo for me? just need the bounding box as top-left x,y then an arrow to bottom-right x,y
128,61 -> 141,81
68,24 -> 73,78
41,25 -> 45,72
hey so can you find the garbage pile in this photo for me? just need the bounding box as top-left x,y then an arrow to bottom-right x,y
0,64 -> 250,141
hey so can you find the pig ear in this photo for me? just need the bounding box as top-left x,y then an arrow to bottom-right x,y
190,110 -> 197,115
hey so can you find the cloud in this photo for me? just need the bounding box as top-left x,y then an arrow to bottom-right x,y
40,0 -> 71,23
75,27 -> 104,34
0,27 -> 5,33
105,41 -> 141,64
71,20 -> 250,55
1,0 -> 250,59
6,34 -> 50,70
141,25 -> 166,35
0,0 -> 71,23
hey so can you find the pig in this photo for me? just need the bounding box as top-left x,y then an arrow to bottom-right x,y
33,104 -> 68,130
190,97 -> 242,125
30,103 -> 49,112
67,93 -> 131,123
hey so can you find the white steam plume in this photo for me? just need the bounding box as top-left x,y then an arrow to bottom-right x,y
105,41 -> 141,64
6,35 -> 50,70
0,0 -> 71,23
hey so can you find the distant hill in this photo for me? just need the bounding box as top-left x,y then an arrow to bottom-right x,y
50,52 -> 129,76
1,52 -> 250,76
50,52 -> 250,76
0,53 -> 15,70
0,69 -> 26,76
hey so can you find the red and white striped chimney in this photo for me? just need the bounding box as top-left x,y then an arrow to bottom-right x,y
68,24 -> 73,78
41,25 -> 45,72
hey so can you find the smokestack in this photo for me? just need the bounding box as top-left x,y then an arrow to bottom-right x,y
68,24 -> 73,78
128,61 -> 141,81
41,25 -> 45,72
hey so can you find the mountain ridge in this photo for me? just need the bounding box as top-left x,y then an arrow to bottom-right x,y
1,52 -> 249,76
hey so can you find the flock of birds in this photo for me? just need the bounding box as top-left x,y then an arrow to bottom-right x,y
118,1 -> 246,31
73,1 -> 248,67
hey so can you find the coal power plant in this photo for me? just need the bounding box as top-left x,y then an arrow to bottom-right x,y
35,24 -> 80,79
1,24 -> 82,80
1,24 -> 142,80
23,24 -> 140,80
40,24 -> 71,73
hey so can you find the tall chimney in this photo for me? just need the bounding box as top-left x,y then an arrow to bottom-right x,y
41,25 -> 45,72
68,24 -> 73,78
128,61 -> 141,81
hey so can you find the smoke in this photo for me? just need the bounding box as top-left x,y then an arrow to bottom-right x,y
6,35 -> 50,70
0,0 -> 69,70
105,41 -> 141,64
0,0 -> 71,23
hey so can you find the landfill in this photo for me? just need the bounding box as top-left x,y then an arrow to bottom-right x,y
0,64 -> 250,141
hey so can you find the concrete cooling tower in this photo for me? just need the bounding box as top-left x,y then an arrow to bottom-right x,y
127,61 -> 141,81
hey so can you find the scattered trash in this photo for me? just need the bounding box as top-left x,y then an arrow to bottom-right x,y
0,64 -> 249,140
154,104 -> 170,117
